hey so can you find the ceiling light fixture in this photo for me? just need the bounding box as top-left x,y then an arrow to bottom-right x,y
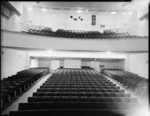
110,11 -> 116,15
122,12 -> 127,15
41,8 -> 48,12
28,7 -> 32,11
76,9 -> 82,13
106,51 -> 111,55
47,49 -> 53,53
128,11 -> 132,15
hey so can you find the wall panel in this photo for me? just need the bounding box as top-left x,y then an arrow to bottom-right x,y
1,48 -> 29,79
64,59 -> 81,68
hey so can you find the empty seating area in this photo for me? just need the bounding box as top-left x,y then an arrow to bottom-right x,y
1,68 -> 49,111
9,68 -> 139,116
101,69 -> 148,98
26,28 -> 146,39
81,66 -> 93,69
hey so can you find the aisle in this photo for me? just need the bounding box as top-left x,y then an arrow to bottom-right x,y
1,73 -> 52,115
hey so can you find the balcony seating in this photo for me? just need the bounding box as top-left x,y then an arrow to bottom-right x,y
9,68 -> 139,116
26,28 -> 146,39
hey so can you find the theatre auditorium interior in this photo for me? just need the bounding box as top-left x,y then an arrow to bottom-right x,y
1,1 -> 149,116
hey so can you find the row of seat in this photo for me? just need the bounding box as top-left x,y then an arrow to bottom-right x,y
9,109 -> 137,116
26,28 -> 146,39
28,96 -> 137,103
81,66 -> 93,69
32,92 -> 131,97
101,69 -> 148,97
40,86 -> 120,89
1,68 -> 49,110
18,102 -> 138,110
37,88 -> 125,93
59,66 -> 93,69
9,68 -> 137,116
42,84 -> 116,87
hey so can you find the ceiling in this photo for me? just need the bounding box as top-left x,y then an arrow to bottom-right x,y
23,2 -> 131,12
23,1 -> 149,13
36,2 -> 127,10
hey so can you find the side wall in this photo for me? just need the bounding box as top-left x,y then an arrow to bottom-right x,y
1,3 -> 22,32
50,60 -> 60,70
91,61 -> 100,71
38,59 -> 60,71
64,59 -> 81,68
1,48 -> 30,79
128,53 -> 148,79
99,60 -> 125,69
30,58 -> 39,68
38,59 -> 50,68
81,61 -> 91,67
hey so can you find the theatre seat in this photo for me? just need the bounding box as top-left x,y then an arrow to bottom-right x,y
18,102 -> 138,111
10,109 -> 136,116
1,68 -> 49,109
101,69 -> 148,97
10,68 -> 139,116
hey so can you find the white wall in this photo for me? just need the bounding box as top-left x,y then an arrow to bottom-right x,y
7,11 -> 22,31
30,58 -> 39,68
81,60 -> 125,70
137,18 -> 148,36
50,60 -> 60,70
91,59 -> 125,71
129,11 -> 148,36
1,2 -> 23,32
59,60 -> 64,67
64,59 -> 81,68
1,3 -> 10,30
1,3 -> 22,31
125,55 -> 129,71
38,59 -> 50,67
23,7 -> 138,32
1,48 -> 30,79
91,61 -> 100,71
38,59 -> 60,71
1,12 -> 22,32
136,1 -> 148,19
128,53 -> 148,79
99,60 -> 125,70
129,1 -> 148,36
97,13 -> 116,31
1,14 -> 9,30
24,7 -> 66,30
81,61 -> 91,67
